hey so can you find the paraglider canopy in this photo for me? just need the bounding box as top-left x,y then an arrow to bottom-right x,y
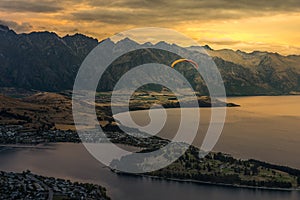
171,58 -> 199,69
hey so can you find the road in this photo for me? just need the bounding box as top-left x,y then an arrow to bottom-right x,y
26,174 -> 53,200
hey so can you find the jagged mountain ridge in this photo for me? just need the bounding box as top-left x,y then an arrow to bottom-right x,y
0,24 -> 300,95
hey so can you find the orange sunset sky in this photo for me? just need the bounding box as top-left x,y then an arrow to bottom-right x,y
1,0 -> 300,55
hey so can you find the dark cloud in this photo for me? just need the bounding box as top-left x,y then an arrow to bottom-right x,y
71,7 -> 244,25
82,0 -> 300,10
0,0 -> 63,13
0,19 -> 32,32
1,0 -> 300,23
84,0 -> 300,12
70,0 -> 300,25
200,38 -> 242,46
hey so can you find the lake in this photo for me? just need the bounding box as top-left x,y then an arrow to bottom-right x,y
122,95 -> 300,169
0,96 -> 300,199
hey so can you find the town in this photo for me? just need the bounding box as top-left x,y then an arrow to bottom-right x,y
0,124 -> 168,149
0,170 -> 110,200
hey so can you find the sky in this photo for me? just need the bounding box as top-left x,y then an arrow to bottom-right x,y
1,0 -> 300,55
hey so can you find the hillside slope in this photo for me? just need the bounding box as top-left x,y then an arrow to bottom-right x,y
0,25 -> 300,95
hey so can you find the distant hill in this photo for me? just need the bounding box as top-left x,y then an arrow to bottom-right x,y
0,24 -> 300,95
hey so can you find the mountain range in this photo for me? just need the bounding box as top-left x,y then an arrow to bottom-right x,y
0,24 -> 300,96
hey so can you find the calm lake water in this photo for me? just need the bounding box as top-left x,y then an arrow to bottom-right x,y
0,96 -> 300,200
123,95 -> 300,169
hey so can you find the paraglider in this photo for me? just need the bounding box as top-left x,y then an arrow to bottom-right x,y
171,58 -> 199,69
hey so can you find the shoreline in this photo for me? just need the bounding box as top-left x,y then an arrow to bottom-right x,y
114,171 -> 300,192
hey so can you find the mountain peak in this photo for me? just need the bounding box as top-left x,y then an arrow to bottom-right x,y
155,41 -> 169,46
27,31 -> 59,39
203,45 -> 213,50
99,37 -> 112,43
114,37 -> 140,50
0,24 -> 9,32
153,41 -> 174,50
0,24 -> 16,35
117,37 -> 139,45
142,42 -> 153,47
251,50 -> 268,55
63,33 -> 98,43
